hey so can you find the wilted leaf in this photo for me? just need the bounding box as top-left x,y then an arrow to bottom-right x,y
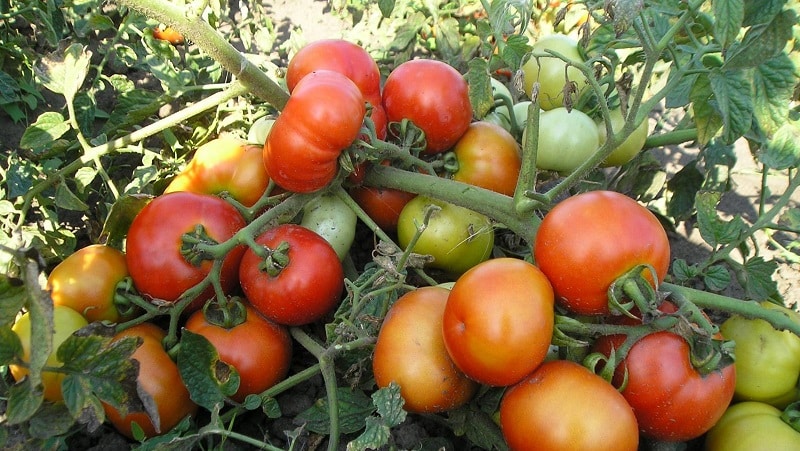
296,387 -> 375,435
467,59 -> 493,119
100,194 -> 153,249
176,330 -> 240,410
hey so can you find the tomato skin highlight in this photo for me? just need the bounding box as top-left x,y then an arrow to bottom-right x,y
239,224 -> 344,326
382,59 -> 472,154
500,360 -> 639,451
533,190 -> 670,315
184,303 -> 292,402
442,258 -> 555,386
48,244 -> 129,323
372,286 -> 478,413
264,70 -> 365,193
125,191 -> 247,312
451,121 -> 522,197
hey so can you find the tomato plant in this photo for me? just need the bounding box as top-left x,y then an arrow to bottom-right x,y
103,322 -> 197,439
534,190 -> 671,315
185,300 -> 292,403
449,121 -> 522,197
500,360 -> 639,451
397,196 -> 494,275
442,258 -> 554,386
263,70 -> 366,193
373,286 -> 478,413
705,401 -> 800,451
165,137 -> 271,207
521,34 -> 588,110
10,306 -> 88,402
47,244 -> 130,323
720,302 -> 800,407
382,59 -> 472,154
126,191 -> 247,311
239,224 -> 344,326
528,107 -> 600,173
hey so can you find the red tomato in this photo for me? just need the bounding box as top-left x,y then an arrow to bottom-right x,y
500,360 -> 639,451
104,323 -> 197,439
184,302 -> 292,402
442,258 -> 554,386
349,186 -> 415,231
286,39 -> 386,139
165,137 -> 271,207
533,190 -> 670,315
239,224 -> 344,326
48,244 -> 130,323
451,121 -> 521,196
382,59 -> 472,154
126,192 -> 247,312
593,330 -> 736,441
263,70 -> 365,193
373,287 -> 478,413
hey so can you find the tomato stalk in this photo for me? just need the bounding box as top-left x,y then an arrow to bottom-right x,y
202,296 -> 248,329
180,224 -> 220,267
606,264 -> 661,318
687,334 -> 735,376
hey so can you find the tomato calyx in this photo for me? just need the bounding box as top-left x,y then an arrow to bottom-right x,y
387,119 -> 427,156
607,263 -> 662,318
255,241 -> 291,277
780,401 -> 800,432
180,224 -> 221,267
201,296 -> 248,329
687,333 -> 735,376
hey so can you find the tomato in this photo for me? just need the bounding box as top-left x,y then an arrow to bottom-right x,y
593,329 -> 736,441
493,101 -> 535,133
239,224 -> 344,326
597,108 -> 650,167
300,193 -> 357,260
397,196 -> 494,275
247,117 -> 275,145
152,26 -> 185,45
184,301 -> 292,403
373,286 -> 478,413
521,34 -> 588,110
264,70 -> 365,193
104,323 -> 197,439
720,302 -> 800,407
442,258 -> 554,386
526,106 -> 600,173
450,121 -> 522,197
286,38 -> 386,140
48,244 -> 130,323
10,306 -> 88,402
534,190 -> 670,315
349,185 -> 415,232
165,137 -> 271,208
500,360 -> 639,451
382,59 -> 472,154
705,401 -> 800,451
126,192 -> 247,312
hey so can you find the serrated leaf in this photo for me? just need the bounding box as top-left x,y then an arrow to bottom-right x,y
741,257 -> 779,301
100,194 -> 153,250
752,54 -> 796,135
74,166 -> 98,192
6,378 -> 44,424
464,408 -> 509,451
373,382 -> 406,427
27,402 -> 75,439
296,387 -> 375,435
176,330 -> 240,410
695,191 -> 746,247
34,43 -> 92,102
671,258 -> 699,282
742,0 -> 785,27
19,111 -> 70,151
689,75 -> 723,146
708,68 -> 753,144
760,122 -> 800,170
723,9 -> 796,69
666,160 -> 704,221
0,275 -> 29,327
467,59 -> 493,119
713,0 -> 744,49
61,374 -> 106,432
703,265 -> 732,292
665,70 -> 699,109
436,17 -> 462,65
55,183 -> 89,211
0,326 -> 22,365
502,34 -> 530,72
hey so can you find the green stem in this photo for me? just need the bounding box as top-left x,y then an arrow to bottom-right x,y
643,128 -> 698,149
198,426 -> 285,451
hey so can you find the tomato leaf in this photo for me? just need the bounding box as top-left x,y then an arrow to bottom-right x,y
708,68 -> 753,145
712,0 -> 744,50
19,111 -> 70,151
703,264 -> 732,292
0,326 -> 21,365
176,329 -> 240,410
346,383 -> 405,450
0,274 -> 28,327
463,407 -> 509,451
296,387 -> 375,435
467,59 -> 493,119
695,191 -> 746,248
666,160 -> 703,221
740,257 -> 780,301
671,259 -> 700,283
723,9 -> 795,70
752,54 -> 796,135
27,402 -> 75,439
100,194 -> 153,250
689,74 -> 723,147
377,0 -> 395,18
55,182 -> 89,212
501,34 -> 530,72
760,122 -> 800,170
5,378 -> 44,425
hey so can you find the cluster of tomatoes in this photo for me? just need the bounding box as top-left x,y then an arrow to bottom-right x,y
10,35 -> 800,450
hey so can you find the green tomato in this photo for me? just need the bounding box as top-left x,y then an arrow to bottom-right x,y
705,401 -> 800,451
720,303 -> 800,407
300,193 -> 357,260
597,108 -> 649,167
247,116 -> 275,145
493,101 -> 535,135
521,34 -> 588,111
524,107 -> 600,173
397,196 -> 494,275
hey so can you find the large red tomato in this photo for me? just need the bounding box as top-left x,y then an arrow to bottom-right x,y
533,190 -> 670,315
125,192 -> 247,312
382,59 -> 472,154
442,258 -> 554,386
373,286 -> 478,413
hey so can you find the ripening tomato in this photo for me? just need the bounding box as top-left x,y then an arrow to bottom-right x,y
373,286 -> 478,413
349,185 -> 416,232
500,360 -> 639,451
382,59 -> 472,154
239,224 -> 344,326
264,70 -> 366,193
300,193 -> 358,260
534,190 -> 670,315
185,301 -> 292,402
521,34 -> 588,110
126,192 -> 247,312
528,107 -> 600,173
597,108 -> 650,167
104,323 -> 197,439
450,121 -> 522,196
48,244 -> 130,323
442,258 -> 555,386
153,26 -> 185,45
165,137 -> 271,207
10,306 -> 88,402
